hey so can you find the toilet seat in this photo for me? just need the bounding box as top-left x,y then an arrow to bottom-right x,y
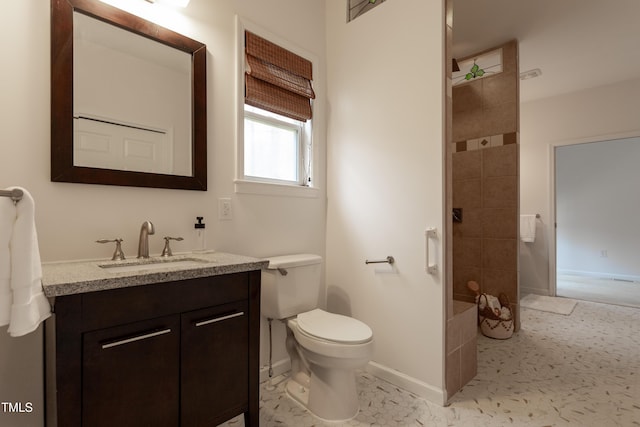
297,309 -> 372,344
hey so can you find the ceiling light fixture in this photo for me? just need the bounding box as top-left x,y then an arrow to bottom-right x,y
520,68 -> 542,80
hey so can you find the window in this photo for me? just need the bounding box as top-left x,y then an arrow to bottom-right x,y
239,28 -> 315,189
452,48 -> 503,87
244,105 -> 307,184
348,0 -> 388,22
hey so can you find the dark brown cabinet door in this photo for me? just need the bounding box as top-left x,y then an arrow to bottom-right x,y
180,301 -> 249,426
82,315 -> 180,427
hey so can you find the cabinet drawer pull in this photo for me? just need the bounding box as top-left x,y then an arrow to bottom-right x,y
101,328 -> 172,349
195,311 -> 244,327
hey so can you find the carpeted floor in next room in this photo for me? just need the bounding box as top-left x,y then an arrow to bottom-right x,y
220,299 -> 640,426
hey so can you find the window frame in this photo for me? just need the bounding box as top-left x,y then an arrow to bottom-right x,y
235,17 -> 318,198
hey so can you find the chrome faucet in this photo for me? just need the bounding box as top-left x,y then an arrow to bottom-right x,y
137,221 -> 155,258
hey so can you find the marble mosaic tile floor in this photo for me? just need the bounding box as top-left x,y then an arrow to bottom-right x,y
221,300 -> 640,426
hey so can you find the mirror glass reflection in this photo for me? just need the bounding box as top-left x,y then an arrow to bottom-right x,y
73,12 -> 192,176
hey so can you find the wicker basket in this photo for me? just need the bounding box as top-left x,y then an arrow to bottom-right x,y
478,293 -> 514,339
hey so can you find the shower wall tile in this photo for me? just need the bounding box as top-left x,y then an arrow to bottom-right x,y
453,208 -> 483,238
482,208 -> 517,239
452,79 -> 482,114
453,293 -> 476,305
447,316 -> 463,354
446,301 -> 477,398
453,237 -> 482,268
483,144 -> 518,178
450,133 -> 519,153
490,134 -> 504,147
466,138 -> 480,150
453,179 -> 482,208
452,150 -> 481,180
483,71 -> 518,109
483,176 -> 518,208
483,102 -> 518,136
453,108 -> 484,142
460,337 -> 478,385
501,40 -> 518,73
482,268 -> 518,302
483,239 -> 517,270
503,132 -> 518,145
460,305 -> 478,343
446,348 -> 461,395
511,302 -> 520,330
453,265 -> 481,301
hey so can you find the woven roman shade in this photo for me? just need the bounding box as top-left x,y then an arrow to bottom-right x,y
245,31 -> 315,121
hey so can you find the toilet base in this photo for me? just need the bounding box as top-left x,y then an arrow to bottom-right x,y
286,374 -> 310,408
286,368 -> 359,422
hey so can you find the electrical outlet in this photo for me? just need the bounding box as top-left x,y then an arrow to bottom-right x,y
218,198 -> 232,220
601,250 -> 608,258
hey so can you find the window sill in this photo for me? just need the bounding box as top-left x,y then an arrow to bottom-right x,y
234,179 -> 320,198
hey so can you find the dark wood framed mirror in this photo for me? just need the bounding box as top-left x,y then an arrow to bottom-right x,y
51,0 -> 207,190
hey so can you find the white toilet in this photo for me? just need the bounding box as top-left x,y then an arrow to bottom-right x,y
261,254 -> 374,422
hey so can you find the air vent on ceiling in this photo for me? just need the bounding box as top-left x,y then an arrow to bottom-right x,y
520,69 -> 542,80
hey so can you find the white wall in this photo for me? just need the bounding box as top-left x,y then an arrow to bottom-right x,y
556,137 -> 640,281
520,77 -> 640,295
0,1 -> 326,425
75,23 -> 192,175
325,0 -> 446,403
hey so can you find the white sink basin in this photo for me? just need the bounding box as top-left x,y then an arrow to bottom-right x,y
99,257 -> 212,274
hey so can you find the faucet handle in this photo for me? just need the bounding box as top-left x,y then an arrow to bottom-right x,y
161,236 -> 184,257
97,238 -> 126,261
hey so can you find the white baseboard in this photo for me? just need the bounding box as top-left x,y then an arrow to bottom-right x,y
259,358 -> 291,383
260,358 -> 446,406
558,269 -> 640,283
521,286 -> 552,297
365,360 -> 446,406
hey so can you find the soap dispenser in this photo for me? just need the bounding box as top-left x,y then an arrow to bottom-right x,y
194,216 -> 206,251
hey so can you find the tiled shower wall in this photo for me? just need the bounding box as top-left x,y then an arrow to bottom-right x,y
444,2 -> 478,399
451,40 -> 520,330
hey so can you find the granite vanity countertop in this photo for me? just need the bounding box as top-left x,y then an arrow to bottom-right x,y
42,251 -> 269,297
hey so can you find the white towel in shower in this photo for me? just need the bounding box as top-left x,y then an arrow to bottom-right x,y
519,214 -> 537,243
0,187 -> 51,337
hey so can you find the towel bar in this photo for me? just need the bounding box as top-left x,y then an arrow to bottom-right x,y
365,256 -> 395,265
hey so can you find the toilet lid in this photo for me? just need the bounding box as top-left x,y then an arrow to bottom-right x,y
297,309 -> 373,344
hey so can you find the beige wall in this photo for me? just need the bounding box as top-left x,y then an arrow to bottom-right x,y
326,0 -> 447,404
0,1 -> 326,425
520,77 -> 640,295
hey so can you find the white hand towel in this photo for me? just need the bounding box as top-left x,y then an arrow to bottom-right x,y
520,214 -> 537,243
0,196 -> 13,326
0,187 -> 51,337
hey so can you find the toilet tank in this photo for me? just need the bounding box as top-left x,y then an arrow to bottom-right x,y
261,254 -> 323,320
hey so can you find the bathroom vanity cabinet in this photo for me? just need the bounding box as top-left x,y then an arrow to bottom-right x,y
44,263 -> 262,427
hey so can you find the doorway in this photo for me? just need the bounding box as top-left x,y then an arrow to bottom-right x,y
554,136 -> 640,308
